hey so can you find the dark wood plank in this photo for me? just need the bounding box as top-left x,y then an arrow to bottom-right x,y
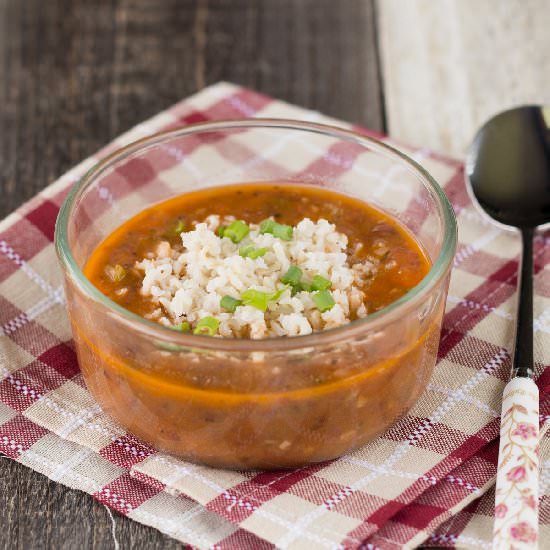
0,0 -> 384,547
0,457 -> 182,549
200,0 -> 384,128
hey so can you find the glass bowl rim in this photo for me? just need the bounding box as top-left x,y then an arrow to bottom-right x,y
55,118 -> 457,352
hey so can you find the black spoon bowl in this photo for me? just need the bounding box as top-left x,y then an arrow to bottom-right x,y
466,105 -> 550,548
467,105 -> 550,228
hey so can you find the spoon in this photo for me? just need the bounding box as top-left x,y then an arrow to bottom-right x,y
466,105 -> 550,549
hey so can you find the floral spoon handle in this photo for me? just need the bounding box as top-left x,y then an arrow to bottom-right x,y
493,377 -> 539,549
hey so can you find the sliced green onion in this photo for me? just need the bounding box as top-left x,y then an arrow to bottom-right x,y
248,247 -> 267,259
290,286 -> 299,296
259,219 -> 276,234
241,287 -> 288,311
105,264 -> 126,283
193,316 -> 220,336
239,245 -> 268,259
223,220 -> 250,243
239,244 -> 254,257
270,287 -> 288,301
273,223 -> 293,241
291,281 -> 311,296
240,289 -> 271,312
171,321 -> 191,332
311,275 -> 331,291
281,266 -> 303,286
220,295 -> 242,312
259,219 -> 293,240
312,290 -> 335,312
217,225 -> 227,237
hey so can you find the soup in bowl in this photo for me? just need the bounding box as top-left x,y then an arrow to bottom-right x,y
55,120 -> 456,469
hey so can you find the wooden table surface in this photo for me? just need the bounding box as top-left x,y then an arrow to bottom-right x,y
0,1 -> 385,548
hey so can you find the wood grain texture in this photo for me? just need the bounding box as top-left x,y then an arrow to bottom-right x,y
378,0 -> 550,156
0,0 -> 384,547
0,0 -> 384,219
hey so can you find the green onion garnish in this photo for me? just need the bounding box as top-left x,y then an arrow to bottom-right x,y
281,266 -> 303,286
259,219 -> 293,241
240,289 -> 271,312
312,290 -> 335,312
291,281 -> 311,295
239,244 -> 254,257
223,220 -> 250,243
240,288 -> 287,312
270,287 -> 287,301
105,264 -> 126,283
311,275 -> 331,291
171,321 -> 191,332
239,245 -> 268,259
273,223 -> 293,241
220,295 -> 242,312
193,316 -> 220,336
217,225 -> 227,237
259,219 -> 276,234
248,248 -> 267,259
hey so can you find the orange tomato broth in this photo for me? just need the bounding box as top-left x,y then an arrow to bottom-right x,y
85,184 -> 429,319
72,184 -> 441,468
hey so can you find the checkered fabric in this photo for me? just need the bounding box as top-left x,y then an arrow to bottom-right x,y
0,82 -> 549,550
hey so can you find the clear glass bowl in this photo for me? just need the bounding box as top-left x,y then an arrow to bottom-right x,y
55,120 -> 457,469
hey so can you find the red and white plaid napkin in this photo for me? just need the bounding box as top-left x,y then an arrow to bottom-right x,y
1,82 -> 549,549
